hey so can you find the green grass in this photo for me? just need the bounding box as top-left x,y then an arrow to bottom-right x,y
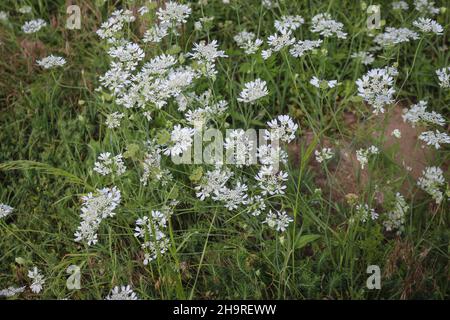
0,0 -> 448,300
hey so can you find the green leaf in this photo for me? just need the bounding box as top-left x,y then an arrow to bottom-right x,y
294,234 -> 321,250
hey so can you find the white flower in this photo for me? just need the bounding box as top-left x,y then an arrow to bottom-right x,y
264,115 -> 298,143
105,112 -> 125,129
374,27 -> 419,46
392,1 -> 409,10
402,100 -> 445,127
418,130 -> 450,149
413,18 -> 443,35
106,285 -> 138,300
0,203 -> 13,218
0,286 -> 26,298
94,152 -> 126,176
418,167 -> 445,204
315,148 -> 334,163
18,6 -> 32,14
436,67 -> 450,89
141,142 -> 164,186
247,195 -> 267,217
164,125 -> 195,157
96,10 -> 135,40
74,187 -> 121,246
36,55 -> 66,69
310,76 -> 338,89
383,193 -> 409,235
157,1 -> 191,26
391,129 -> 402,138
237,79 -> 268,104
356,67 -> 396,114
195,167 -> 233,200
213,182 -> 248,211
138,6 -> 149,16
22,19 -> 47,33
274,15 -> 304,33
355,204 -> 378,223
108,41 -> 144,71
414,0 -> 439,15
28,267 -> 45,294
356,146 -> 379,169
143,24 -> 169,43
263,210 -> 293,232
289,39 -> 322,58
267,31 -> 296,52
258,144 -> 287,167
224,129 -> 256,166
351,51 -> 375,65
255,168 -> 288,195
234,31 -> 263,54
262,0 -> 278,9
310,13 -> 347,39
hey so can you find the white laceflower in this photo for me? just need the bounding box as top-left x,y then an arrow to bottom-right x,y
134,210 -> 171,264
354,204 -> 379,223
417,166 -> 445,204
224,129 -> 256,166
383,193 -> 409,235
22,19 -> 47,33
36,55 -> 66,69
356,67 -> 396,114
402,100 -> 445,127
392,1 -> 409,10
274,15 -> 304,33
157,1 -> 191,26
263,210 -> 293,232
141,143 -> 167,186
0,203 -> 14,218
266,31 -> 296,52
93,152 -> 126,176
351,51 -> 375,65
258,144 -> 287,167
237,79 -> 268,104
108,41 -> 145,71
143,24 -> 169,43
18,6 -> 32,14
138,6 -> 149,16
106,285 -> 139,300
96,9 -> 135,40
436,67 -> 450,89
413,18 -> 443,35
247,195 -> 267,217
195,167 -> 233,200
356,146 -> 379,169
0,286 -> 26,298
264,115 -> 298,143
310,76 -> 338,89
414,0 -> 439,15
74,187 -> 121,246
315,148 -> 334,163
374,27 -> 419,46
262,0 -> 278,9
28,267 -> 45,293
289,39 -> 322,58
105,112 -> 125,129
213,182 -> 249,211
234,31 -> 263,54
255,168 -> 288,195
418,130 -> 450,149
164,125 -> 195,157
391,129 -> 402,138
0,11 -> 8,22
310,13 -> 347,39
188,40 -> 227,77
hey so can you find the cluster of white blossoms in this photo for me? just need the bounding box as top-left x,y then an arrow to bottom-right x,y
141,141 -> 170,186
351,51 -> 375,66
0,203 -> 13,218
28,267 -> 45,294
356,67 -> 397,114
234,31 -> 263,55
391,129 -> 402,138
188,40 -> 228,78
356,146 -> 379,170
417,167 -> 446,204
0,286 -> 26,298
374,27 -> 419,47
224,129 -> 256,167
134,210 -> 171,265
418,130 -> 450,149
310,13 -> 347,39
22,18 -> 47,33
352,204 -> 379,223
263,210 -> 294,232
402,100 -> 445,127
383,193 -> 409,235
93,152 -> 126,176
74,187 -> 121,246
106,285 -> 139,300
310,76 -> 338,89
18,6 -> 32,14
413,17 -> 443,35
392,1 -> 409,10
105,111 -> 125,129
436,67 -> 450,89
164,125 -> 195,157
274,15 -> 305,34
315,147 -> 334,163
96,9 -> 136,40
264,115 -> 298,143
414,0 -> 439,15
237,79 -> 269,104
36,55 -> 66,69
289,39 -> 322,58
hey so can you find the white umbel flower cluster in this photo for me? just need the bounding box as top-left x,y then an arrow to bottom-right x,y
164,125 -> 195,157
289,39 -> 322,58
417,166 -> 445,204
28,267 -> 45,294
315,148 -> 334,163
310,13 -> 347,39
436,67 -> 450,89
263,210 -> 294,232
418,130 -> 450,149
351,51 -> 375,65
93,152 -> 126,176
237,78 -> 269,104
96,9 -> 135,40
22,19 -> 47,33
310,76 -> 337,89
383,193 -> 409,235
0,286 -> 26,298
74,187 -> 121,246
106,285 -> 139,300
36,55 -> 66,69
0,203 -> 13,218
264,115 -> 298,143
392,1 -> 409,10
374,27 -> 419,46
105,112 -> 125,129
356,146 -> 379,169
414,0 -> 439,15
402,100 -> 445,127
413,17 -> 443,35
234,31 -> 263,55
354,204 -> 379,223
274,15 -> 304,33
